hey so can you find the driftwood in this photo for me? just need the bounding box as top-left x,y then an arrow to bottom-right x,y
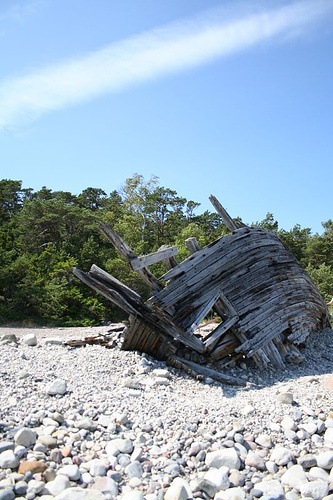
73,196 -> 331,377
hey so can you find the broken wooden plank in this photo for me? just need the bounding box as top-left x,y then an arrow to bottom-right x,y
130,246 -> 178,271
89,264 -> 142,303
209,195 -> 239,232
99,222 -> 163,291
204,315 -> 239,351
169,355 -> 246,386
73,267 -> 140,316
185,236 -> 235,320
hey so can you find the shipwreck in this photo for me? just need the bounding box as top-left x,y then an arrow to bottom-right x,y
73,196 -> 330,383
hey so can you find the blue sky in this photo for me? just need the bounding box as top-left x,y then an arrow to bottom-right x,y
0,0 -> 332,234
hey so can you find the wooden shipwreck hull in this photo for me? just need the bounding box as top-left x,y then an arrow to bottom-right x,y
74,196 -> 330,373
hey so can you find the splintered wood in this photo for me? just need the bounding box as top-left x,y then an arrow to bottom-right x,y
74,195 -> 331,377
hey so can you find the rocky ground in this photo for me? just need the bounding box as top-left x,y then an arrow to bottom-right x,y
0,325 -> 333,500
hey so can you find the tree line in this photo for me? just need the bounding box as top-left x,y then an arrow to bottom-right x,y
0,175 -> 332,326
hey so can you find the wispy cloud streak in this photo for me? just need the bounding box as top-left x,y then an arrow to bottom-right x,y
0,0 -> 332,128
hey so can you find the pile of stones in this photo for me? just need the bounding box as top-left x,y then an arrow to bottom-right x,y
0,326 -> 333,500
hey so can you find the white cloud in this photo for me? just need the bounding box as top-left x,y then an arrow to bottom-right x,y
0,0 -> 332,128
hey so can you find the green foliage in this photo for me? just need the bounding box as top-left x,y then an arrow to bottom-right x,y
306,263 -> 333,303
0,174 -> 332,326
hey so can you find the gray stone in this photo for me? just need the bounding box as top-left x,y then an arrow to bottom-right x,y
44,474 -> 71,496
125,460 -> 143,479
82,472 -> 94,485
205,448 -> 240,470
281,416 -> 297,431
13,445 -> 26,458
22,333 -> 37,346
255,434 -> 272,448
0,333 -> 18,343
164,477 -> 192,500
97,415 -> 112,428
46,378 -> 67,396
44,338 -> 63,345
300,480 -> 329,500
308,467 -> 330,481
113,438 -> 133,454
270,447 -> 293,466
75,418 -> 98,432
214,487 -> 246,499
58,464 -> 81,481
131,447 -> 143,462
204,466 -> 230,491
14,480 -> 28,495
90,476 -> 118,496
14,428 -> 36,447
300,422 -> 318,435
298,454 -> 317,469
120,491 -> 145,500
281,464 -> 308,491
123,377 -> 141,389
261,495 -> 284,500
27,479 -> 45,495
90,459 -> 107,477
54,487 -> 106,499
266,461 -> 278,474
255,480 -> 284,496
324,428 -> 333,446
0,442 -> 15,453
198,478 -> 219,497
317,451 -> 333,469
152,368 -> 171,378
277,392 -> 294,404
105,441 -> 119,457
245,450 -> 266,471
0,490 -> 15,500
38,435 -> 57,449
0,449 -> 19,468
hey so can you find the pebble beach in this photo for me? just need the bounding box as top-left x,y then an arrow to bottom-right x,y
1,325 -> 333,500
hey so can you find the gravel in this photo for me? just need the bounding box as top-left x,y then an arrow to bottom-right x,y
0,324 -> 333,500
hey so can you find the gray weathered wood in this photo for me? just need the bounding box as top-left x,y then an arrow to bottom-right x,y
130,246 -> 178,270
99,222 -> 163,291
209,195 -> 239,232
170,356 -> 246,386
74,196 -> 330,371
204,315 -> 239,351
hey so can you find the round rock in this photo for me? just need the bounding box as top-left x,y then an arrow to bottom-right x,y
46,378 -> 67,396
14,428 -> 36,447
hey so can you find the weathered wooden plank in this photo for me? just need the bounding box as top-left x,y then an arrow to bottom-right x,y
184,237 -> 237,320
169,355 -> 246,386
130,246 -> 178,271
161,228 -> 250,281
204,315 -> 239,351
208,332 -> 239,359
209,195 -> 239,232
73,268 -> 140,316
153,237 -> 280,310
75,266 -> 206,353
89,264 -> 142,303
185,237 -> 201,255
99,222 -> 163,291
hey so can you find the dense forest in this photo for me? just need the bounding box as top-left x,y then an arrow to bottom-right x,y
0,175 -> 332,326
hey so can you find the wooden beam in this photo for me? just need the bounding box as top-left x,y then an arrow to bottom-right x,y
168,356 -> 246,386
130,246 -> 178,270
99,222 -> 163,291
209,195 -> 239,232
204,315 -> 239,351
